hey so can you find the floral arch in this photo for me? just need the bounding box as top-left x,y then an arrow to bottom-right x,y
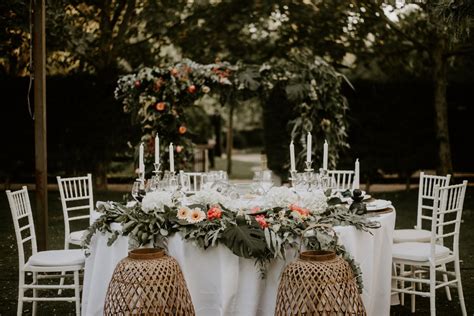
114,54 -> 349,177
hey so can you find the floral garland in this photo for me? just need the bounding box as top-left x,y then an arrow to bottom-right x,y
114,60 -> 236,171
83,187 -> 380,292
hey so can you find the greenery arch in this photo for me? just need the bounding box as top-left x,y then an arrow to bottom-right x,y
114,53 -> 349,178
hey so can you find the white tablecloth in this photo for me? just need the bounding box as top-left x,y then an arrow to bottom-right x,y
82,210 -> 395,316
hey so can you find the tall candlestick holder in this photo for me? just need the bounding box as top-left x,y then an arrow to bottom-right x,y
304,161 -> 314,172
153,163 -> 162,178
289,170 -> 298,187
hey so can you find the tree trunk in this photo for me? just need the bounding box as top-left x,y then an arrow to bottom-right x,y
95,161 -> 108,190
432,42 -> 453,175
226,103 -> 234,175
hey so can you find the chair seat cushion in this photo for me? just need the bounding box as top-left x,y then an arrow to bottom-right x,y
27,250 -> 85,267
392,242 -> 451,262
393,229 -> 431,243
69,230 -> 86,244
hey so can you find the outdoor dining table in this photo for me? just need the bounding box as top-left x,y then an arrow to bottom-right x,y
81,201 -> 395,316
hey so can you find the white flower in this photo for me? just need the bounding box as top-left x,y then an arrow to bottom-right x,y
264,186 -> 298,208
202,85 -> 211,93
177,207 -> 190,220
297,190 -> 328,214
189,189 -> 229,206
141,191 -> 173,213
186,207 -> 206,224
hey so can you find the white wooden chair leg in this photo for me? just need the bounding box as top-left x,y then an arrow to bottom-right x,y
58,241 -> 69,295
441,263 -> 452,301
32,272 -> 38,316
74,270 -> 81,316
454,259 -> 467,316
400,263 -> 405,306
411,265 -> 416,313
430,265 -> 436,316
17,271 -> 24,316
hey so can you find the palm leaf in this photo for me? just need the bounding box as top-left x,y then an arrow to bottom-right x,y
222,222 -> 267,259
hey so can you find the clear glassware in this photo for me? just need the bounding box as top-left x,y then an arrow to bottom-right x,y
180,173 -> 191,192
131,180 -> 142,201
167,177 -> 179,193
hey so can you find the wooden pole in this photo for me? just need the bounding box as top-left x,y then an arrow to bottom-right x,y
226,102 -> 234,175
33,0 -> 48,251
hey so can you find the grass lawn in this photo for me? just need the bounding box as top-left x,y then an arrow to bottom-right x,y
0,187 -> 472,315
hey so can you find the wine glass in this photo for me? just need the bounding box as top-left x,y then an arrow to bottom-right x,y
167,177 -> 179,193
180,173 -> 191,193
131,180 -> 141,201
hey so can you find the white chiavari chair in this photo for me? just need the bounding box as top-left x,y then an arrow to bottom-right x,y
57,174 -> 94,249
327,169 -> 358,191
393,172 -> 452,304
391,181 -> 468,316
6,187 -> 84,316
179,171 -> 205,194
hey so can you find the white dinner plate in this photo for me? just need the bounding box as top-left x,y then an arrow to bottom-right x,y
366,199 -> 392,211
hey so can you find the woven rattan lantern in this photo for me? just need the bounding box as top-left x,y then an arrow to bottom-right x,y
275,250 -> 366,315
104,248 -> 195,315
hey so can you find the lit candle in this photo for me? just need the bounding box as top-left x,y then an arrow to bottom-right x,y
353,158 -> 360,190
139,142 -> 145,178
155,133 -> 160,164
290,140 -> 296,172
306,132 -> 312,163
323,139 -> 328,170
169,142 -> 175,173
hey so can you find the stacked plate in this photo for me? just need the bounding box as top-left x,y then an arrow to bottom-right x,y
365,199 -> 392,211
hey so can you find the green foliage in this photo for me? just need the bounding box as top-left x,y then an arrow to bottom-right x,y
222,218 -> 268,259
115,56 -> 349,174
83,193 -> 380,291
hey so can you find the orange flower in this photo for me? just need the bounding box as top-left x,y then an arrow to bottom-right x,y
187,85 -> 196,94
250,207 -> 261,214
255,215 -> 268,229
207,207 -> 222,220
179,126 -> 187,134
290,204 -> 309,217
155,102 -> 166,111
170,68 -> 179,76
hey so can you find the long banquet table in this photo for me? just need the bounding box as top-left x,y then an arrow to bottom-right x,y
82,208 -> 395,316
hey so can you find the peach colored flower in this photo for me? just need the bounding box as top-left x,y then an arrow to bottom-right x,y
186,207 -> 206,224
176,145 -> 183,153
177,207 -> 190,220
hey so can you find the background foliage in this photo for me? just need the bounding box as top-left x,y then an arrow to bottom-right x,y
0,0 -> 473,185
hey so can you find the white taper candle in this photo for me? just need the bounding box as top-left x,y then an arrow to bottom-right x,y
290,140 -> 296,172
323,139 -> 328,170
139,142 -> 145,178
353,158 -> 360,190
169,143 -> 175,173
306,132 -> 312,163
155,133 -> 160,164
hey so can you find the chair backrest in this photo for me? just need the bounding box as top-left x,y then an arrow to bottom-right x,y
179,171 -> 204,193
416,172 -> 451,230
6,187 -> 38,269
57,174 -> 93,241
430,181 -> 467,257
327,170 -> 355,192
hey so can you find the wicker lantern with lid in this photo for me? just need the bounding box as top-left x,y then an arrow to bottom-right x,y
275,250 -> 366,315
104,248 -> 195,315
